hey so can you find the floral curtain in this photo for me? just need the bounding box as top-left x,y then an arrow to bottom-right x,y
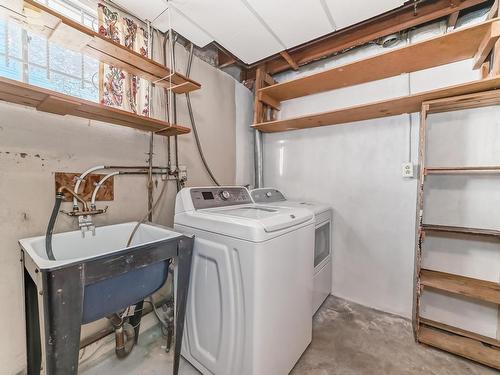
98,3 -> 150,116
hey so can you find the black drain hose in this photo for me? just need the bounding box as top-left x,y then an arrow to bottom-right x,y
45,193 -> 63,261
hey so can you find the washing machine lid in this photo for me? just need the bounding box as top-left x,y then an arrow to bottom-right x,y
250,188 -> 331,216
207,205 -> 312,232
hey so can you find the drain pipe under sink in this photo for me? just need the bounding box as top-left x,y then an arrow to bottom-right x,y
108,314 -> 136,358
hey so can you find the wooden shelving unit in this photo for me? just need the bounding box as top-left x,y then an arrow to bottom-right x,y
253,18 -> 500,133
253,76 -> 500,132
23,0 -> 201,94
421,224 -> 500,237
0,76 -> 190,136
420,317 -> 500,348
420,269 -> 500,304
414,90 -> 500,370
418,326 -> 500,369
259,19 -> 499,103
425,166 -> 500,174
1,1 -> 198,136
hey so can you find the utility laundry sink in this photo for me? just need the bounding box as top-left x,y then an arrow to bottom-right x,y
20,222 -> 194,375
20,222 -> 180,323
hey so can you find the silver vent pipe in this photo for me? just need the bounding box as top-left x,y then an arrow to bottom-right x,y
254,130 -> 263,188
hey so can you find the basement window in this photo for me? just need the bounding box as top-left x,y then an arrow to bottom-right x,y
0,0 -> 99,101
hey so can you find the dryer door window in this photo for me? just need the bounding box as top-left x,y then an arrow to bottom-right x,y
314,221 -> 331,267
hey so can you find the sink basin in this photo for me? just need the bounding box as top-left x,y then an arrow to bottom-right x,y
20,222 -> 182,323
21,221 -> 194,375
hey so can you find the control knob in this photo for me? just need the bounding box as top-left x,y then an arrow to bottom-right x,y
220,190 -> 231,200
266,191 -> 272,197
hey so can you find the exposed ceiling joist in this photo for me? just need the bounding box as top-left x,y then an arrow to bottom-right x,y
447,11 -> 461,29
279,51 -> 299,70
242,0 -> 489,78
218,50 -> 238,69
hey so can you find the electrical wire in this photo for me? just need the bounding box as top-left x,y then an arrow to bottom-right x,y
126,178 -> 169,247
145,298 -> 170,336
185,43 -> 221,186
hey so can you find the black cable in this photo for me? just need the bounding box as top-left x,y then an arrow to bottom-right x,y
184,43 -> 220,186
45,193 -> 62,260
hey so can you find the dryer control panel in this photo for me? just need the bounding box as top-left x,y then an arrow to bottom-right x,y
251,188 -> 286,203
190,187 -> 252,209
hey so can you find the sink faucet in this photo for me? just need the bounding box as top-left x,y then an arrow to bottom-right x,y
57,186 -> 107,237
58,186 -> 89,211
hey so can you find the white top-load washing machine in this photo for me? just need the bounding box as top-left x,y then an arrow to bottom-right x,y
174,186 -> 315,375
250,188 -> 332,314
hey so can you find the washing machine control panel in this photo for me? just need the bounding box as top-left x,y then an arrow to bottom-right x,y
190,187 -> 252,209
251,188 -> 287,203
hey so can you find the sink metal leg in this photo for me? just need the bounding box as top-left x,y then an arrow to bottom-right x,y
43,265 -> 85,375
173,238 -> 194,375
25,270 -> 42,375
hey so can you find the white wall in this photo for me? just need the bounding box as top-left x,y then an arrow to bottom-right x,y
0,45 -> 252,374
261,12 -> 499,339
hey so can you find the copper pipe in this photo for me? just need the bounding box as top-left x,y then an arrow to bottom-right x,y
104,165 -> 167,170
57,186 -> 89,212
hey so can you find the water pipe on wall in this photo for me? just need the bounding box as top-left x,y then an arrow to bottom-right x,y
171,34 -> 181,191
254,130 -> 263,188
90,171 -> 119,210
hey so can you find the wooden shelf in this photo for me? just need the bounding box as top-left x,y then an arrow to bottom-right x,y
425,89 -> 500,113
258,19 -> 500,104
420,269 -> 500,304
0,76 -> 190,136
421,224 -> 500,237
425,166 -> 500,175
23,0 -> 201,94
420,318 -> 500,348
414,88 -> 500,369
253,77 -> 500,133
418,326 -> 500,369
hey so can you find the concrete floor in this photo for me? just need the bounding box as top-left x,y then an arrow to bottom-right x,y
80,296 -> 497,374
291,297 -> 497,375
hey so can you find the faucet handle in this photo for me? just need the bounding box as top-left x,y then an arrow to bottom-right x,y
78,215 -> 96,237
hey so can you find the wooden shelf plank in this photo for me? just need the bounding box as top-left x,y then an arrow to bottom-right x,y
419,318 -> 500,348
23,0 -> 201,94
425,89 -> 500,113
418,326 -> 500,369
0,76 -> 190,137
421,224 -> 500,237
253,77 -> 500,133
420,269 -> 500,304
258,19 -> 499,104
425,166 -> 500,174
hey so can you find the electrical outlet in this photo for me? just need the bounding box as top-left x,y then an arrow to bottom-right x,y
402,162 -> 414,178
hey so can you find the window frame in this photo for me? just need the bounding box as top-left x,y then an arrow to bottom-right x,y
0,0 -> 99,100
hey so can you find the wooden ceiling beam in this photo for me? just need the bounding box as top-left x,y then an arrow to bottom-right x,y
218,50 -> 238,68
447,11 -> 461,29
245,0 -> 488,77
279,51 -> 299,70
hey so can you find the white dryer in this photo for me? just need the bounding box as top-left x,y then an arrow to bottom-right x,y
174,186 -> 314,375
250,188 -> 332,314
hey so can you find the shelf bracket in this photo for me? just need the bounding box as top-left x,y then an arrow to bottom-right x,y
258,91 -> 280,111
473,20 -> 500,69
